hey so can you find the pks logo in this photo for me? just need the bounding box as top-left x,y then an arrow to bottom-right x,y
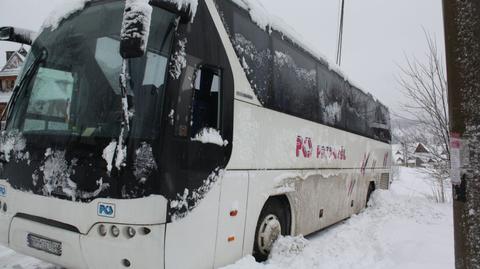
296,136 -> 347,161
98,203 -> 115,218
0,185 -> 6,197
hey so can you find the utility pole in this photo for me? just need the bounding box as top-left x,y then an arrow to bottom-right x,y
335,0 -> 345,66
443,0 -> 480,268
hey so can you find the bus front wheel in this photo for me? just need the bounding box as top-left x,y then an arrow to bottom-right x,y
253,197 -> 291,262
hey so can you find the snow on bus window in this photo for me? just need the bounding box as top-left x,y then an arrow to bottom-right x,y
322,73 -> 346,128
231,11 -> 272,105
232,33 -> 272,104
272,36 -> 318,122
36,148 -> 110,201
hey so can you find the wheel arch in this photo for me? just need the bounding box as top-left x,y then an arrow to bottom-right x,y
263,194 -> 294,236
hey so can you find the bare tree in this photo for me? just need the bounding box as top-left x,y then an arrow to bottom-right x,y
397,33 -> 450,203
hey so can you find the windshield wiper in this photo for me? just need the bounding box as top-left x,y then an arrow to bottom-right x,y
1,48 -> 48,129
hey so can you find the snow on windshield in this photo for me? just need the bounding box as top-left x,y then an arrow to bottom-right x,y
133,142 -> 158,183
102,141 -> 117,174
169,38 -> 187,79
42,0 -> 92,30
0,130 -> 28,163
42,0 -> 198,31
39,149 -> 78,200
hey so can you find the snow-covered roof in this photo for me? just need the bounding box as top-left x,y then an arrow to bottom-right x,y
1,51 -> 25,74
391,144 -> 402,154
0,91 -> 13,103
0,68 -> 20,77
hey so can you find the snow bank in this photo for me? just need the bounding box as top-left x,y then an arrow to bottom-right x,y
42,0 -> 92,30
192,128 -> 229,146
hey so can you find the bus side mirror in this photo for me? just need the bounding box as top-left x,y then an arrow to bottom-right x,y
120,0 -> 153,59
0,26 -> 36,45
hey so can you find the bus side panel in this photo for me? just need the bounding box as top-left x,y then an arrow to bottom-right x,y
289,172 -> 351,235
164,183 -> 221,269
227,101 -> 391,171
242,168 -> 386,256
213,171 -> 249,268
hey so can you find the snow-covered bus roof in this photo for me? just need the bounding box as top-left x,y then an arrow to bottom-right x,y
42,0 -> 199,30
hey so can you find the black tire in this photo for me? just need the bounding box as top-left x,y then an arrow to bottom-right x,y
366,182 -> 375,207
253,198 -> 291,262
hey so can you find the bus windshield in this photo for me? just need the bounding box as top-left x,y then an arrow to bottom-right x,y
7,1 -> 176,140
1,1 -> 179,201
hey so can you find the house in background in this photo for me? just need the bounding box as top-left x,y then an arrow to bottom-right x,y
392,142 -> 440,168
0,46 -> 27,114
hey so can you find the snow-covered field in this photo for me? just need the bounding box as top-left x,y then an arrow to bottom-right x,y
0,167 -> 454,269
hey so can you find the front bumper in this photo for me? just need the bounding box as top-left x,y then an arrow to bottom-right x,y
8,217 -> 165,269
0,181 -> 168,269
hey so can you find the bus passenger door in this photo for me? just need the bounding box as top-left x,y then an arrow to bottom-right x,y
213,171 -> 249,268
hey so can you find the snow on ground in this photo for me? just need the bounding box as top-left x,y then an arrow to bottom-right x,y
222,167 -> 454,269
0,167 -> 454,268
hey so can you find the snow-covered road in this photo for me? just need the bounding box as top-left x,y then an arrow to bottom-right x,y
0,167 -> 454,269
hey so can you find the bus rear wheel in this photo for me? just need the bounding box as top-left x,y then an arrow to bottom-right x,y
366,182 -> 375,207
253,198 -> 290,262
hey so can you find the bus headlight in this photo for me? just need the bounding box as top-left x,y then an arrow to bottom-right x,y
126,227 -> 136,238
111,225 -> 120,237
98,224 -> 107,237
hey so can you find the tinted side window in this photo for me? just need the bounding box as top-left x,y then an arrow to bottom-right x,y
372,103 -> 391,142
231,10 -> 272,105
366,94 -> 377,138
191,66 -> 222,136
345,86 -> 369,135
272,37 -> 318,121
322,73 -> 345,128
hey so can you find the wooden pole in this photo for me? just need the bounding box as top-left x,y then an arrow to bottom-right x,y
443,0 -> 480,268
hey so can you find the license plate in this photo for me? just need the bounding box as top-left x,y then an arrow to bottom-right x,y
27,233 -> 62,256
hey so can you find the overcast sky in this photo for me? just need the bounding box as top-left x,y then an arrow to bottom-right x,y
0,0 -> 445,116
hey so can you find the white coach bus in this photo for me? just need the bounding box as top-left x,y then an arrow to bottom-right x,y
0,0 -> 391,268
